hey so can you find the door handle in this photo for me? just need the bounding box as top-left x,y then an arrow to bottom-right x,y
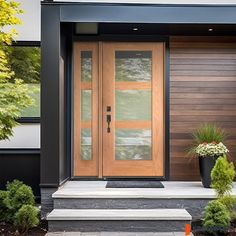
107,114 -> 111,133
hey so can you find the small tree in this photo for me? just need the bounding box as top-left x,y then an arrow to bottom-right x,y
0,0 -> 32,140
211,156 -> 235,197
203,156 -> 236,233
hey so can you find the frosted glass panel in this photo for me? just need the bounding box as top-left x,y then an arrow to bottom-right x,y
115,129 -> 151,160
115,90 -> 151,120
115,51 -> 152,82
81,51 -> 92,82
81,129 -> 91,160
81,90 -> 91,121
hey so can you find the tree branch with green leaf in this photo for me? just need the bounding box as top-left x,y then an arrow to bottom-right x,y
0,0 -> 32,140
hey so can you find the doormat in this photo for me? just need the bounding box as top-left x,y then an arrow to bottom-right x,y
106,180 -> 164,188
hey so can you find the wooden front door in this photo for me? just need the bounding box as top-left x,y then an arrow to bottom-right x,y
73,42 -> 165,177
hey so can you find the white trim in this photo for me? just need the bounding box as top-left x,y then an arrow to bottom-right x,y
14,0 -> 41,41
0,124 -> 40,149
47,209 -> 192,221
52,0 -> 236,4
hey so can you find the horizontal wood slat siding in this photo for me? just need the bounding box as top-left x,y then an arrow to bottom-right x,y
170,36 -> 236,180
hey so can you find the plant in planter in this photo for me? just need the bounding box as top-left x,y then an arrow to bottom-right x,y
189,123 -> 229,188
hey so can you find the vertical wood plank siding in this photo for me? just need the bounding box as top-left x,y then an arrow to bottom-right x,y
170,36 -> 236,180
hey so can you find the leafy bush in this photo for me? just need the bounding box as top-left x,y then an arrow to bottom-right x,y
203,200 -> 231,233
0,190 -> 9,221
7,184 -> 35,211
0,180 -> 35,223
193,123 -> 226,144
14,205 -> 39,235
6,180 -> 23,198
218,195 -> 236,212
211,156 -> 235,197
218,195 -> 236,218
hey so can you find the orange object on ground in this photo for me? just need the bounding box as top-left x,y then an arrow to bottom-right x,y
185,223 -> 191,236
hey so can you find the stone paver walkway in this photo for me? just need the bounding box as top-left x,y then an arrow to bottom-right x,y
46,232 -> 192,236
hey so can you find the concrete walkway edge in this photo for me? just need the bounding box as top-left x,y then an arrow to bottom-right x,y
46,232 -> 193,236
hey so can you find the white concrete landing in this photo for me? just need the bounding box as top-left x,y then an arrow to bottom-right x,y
47,209 -> 192,221
53,181 -> 236,199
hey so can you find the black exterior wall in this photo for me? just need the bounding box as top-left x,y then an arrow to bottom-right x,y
41,6 -> 73,188
41,2 -> 236,188
60,23 -> 73,183
0,150 -> 40,198
41,5 -> 67,187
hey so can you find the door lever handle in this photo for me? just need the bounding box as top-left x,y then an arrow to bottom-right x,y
107,114 -> 111,133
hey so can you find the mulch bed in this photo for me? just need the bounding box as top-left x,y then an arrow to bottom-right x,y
192,219 -> 236,236
0,221 -> 47,236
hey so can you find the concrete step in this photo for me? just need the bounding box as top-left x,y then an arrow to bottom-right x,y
53,197 -> 207,220
47,209 -> 192,232
51,181 -> 214,219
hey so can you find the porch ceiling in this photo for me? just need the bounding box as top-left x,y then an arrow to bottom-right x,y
53,181 -> 236,199
98,23 -> 236,36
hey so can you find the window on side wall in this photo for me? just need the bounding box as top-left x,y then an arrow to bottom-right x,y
7,43 -> 40,121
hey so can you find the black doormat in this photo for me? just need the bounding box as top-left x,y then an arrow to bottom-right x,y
106,180 -> 164,188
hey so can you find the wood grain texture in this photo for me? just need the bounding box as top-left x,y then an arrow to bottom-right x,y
170,36 -> 236,181
102,42 -> 165,177
73,42 -> 99,177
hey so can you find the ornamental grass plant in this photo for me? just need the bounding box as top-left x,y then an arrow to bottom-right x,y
188,123 -> 228,158
193,123 -> 226,144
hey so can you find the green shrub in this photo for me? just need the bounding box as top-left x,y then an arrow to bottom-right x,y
218,195 -> 236,220
211,156 -> 235,197
1,180 -> 35,223
203,200 -> 231,233
14,204 -> 39,235
218,195 -> 236,213
0,190 -> 9,221
6,180 -> 24,198
7,184 -> 35,211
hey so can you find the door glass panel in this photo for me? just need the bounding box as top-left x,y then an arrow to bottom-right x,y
115,129 -> 151,160
115,90 -> 151,120
81,90 -> 91,121
114,49 -> 153,161
115,51 -> 152,82
81,51 -> 92,82
80,51 -> 92,161
81,128 -> 92,160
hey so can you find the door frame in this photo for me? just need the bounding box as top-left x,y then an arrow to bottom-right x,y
72,37 -> 170,180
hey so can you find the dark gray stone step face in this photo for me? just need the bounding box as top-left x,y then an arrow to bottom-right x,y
48,220 -> 191,232
47,209 -> 192,232
53,198 -> 209,220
